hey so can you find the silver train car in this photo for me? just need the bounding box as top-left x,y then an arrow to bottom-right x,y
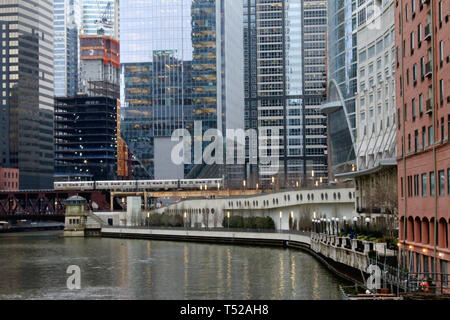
54,178 -> 224,191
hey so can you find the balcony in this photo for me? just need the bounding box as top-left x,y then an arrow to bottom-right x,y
425,99 -> 433,114
424,24 -> 432,41
424,61 -> 433,78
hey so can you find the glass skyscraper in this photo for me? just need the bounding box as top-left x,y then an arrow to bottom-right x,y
0,0 -> 54,189
82,0 -> 116,37
120,0 -> 244,180
243,0 -> 328,187
321,0 -> 374,177
53,0 -> 82,97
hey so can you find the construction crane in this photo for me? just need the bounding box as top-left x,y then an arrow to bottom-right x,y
95,1 -> 114,36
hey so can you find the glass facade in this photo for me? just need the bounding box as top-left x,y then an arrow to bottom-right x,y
0,0 -> 54,189
243,0 -> 328,187
82,0 -> 116,37
53,0 -> 82,97
322,0 -> 365,176
120,0 -> 243,180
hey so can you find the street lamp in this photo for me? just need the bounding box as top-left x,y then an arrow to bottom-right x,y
321,217 -> 325,234
256,183 -> 259,190
365,217 -> 371,234
353,216 -> 358,232
343,216 -> 347,233
331,217 -> 335,235
243,179 -> 246,190
184,211 -> 187,229
272,176 -> 275,191
335,218 -> 340,235
327,219 -> 331,235
227,211 -> 230,229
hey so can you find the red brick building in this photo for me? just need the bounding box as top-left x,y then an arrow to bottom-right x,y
396,0 -> 449,276
0,167 -> 19,191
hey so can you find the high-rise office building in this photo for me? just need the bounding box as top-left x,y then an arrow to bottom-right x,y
243,0 -> 328,188
396,0 -> 449,274
0,0 -> 54,189
120,0 -> 244,181
82,0 -> 117,38
53,0 -> 83,97
336,0 -> 398,231
321,0 -> 376,179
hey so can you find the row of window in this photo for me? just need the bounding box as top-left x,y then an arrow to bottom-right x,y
403,168 -> 450,198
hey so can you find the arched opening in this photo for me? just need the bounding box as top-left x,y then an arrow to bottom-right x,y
407,216 -> 415,242
422,218 -> 430,245
430,218 -> 437,246
398,217 -> 406,240
414,217 -> 422,244
438,218 -> 448,248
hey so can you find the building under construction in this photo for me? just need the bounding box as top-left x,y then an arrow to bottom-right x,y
54,95 -> 120,181
54,35 -> 133,181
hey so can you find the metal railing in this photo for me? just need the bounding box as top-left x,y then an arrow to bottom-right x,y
368,257 -> 450,295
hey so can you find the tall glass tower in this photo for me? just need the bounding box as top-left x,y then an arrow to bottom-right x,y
53,0 -> 82,97
120,0 -> 244,180
0,0 -> 54,189
243,0 -> 328,188
321,0 -> 374,178
82,0 -> 116,37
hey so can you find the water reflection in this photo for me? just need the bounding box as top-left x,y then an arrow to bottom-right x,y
0,235 -> 343,300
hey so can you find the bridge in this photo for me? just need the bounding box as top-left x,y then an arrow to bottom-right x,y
0,190 -> 110,221
0,185 -> 356,225
110,189 -> 263,210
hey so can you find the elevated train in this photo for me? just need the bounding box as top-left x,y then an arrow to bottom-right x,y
54,178 -> 224,191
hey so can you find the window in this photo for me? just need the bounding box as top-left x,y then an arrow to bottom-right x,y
422,173 -> 427,197
448,168 -> 450,195
414,130 -> 418,152
412,98 -> 416,120
418,24 -> 423,44
428,125 -> 434,146
420,57 -> 425,79
430,171 -> 435,197
439,79 -> 444,105
438,170 -> 445,196
419,94 -> 424,116
422,126 -> 427,149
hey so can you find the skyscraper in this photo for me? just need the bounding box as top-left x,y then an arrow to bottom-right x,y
0,0 -> 54,189
82,0 -> 117,38
120,0 -> 244,180
53,0 -> 82,97
243,0 -> 328,188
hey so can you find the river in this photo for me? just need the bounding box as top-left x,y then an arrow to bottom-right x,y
0,232 -> 344,300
